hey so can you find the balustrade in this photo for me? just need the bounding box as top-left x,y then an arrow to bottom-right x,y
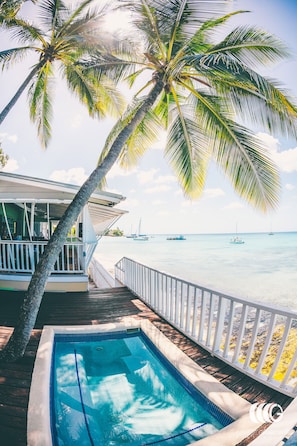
0,240 -> 85,274
115,257 -> 297,397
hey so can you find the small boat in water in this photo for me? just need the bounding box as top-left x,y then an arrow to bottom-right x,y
167,235 -> 186,240
133,219 -> 149,241
230,236 -> 245,244
133,235 -> 149,241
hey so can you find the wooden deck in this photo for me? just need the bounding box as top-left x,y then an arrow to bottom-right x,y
0,286 -> 293,446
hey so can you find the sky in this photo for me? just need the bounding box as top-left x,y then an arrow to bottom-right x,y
0,0 -> 297,235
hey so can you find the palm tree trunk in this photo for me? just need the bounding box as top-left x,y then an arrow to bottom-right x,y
0,78 -> 164,362
0,64 -> 39,125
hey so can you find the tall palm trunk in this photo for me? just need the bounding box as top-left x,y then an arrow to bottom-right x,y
0,79 -> 163,362
0,64 -> 40,125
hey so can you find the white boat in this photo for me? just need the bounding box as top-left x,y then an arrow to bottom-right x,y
230,223 -> 244,244
133,219 -> 149,241
167,235 -> 186,240
229,236 -> 245,244
133,235 -> 149,241
0,172 -> 127,292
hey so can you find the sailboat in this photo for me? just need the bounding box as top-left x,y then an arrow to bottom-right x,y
230,223 -> 245,244
133,219 -> 149,241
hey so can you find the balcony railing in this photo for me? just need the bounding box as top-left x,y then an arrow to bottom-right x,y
0,240 -> 86,274
115,257 -> 297,397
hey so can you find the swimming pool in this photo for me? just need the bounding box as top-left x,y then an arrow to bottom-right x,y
52,330 -> 231,445
28,319 -> 261,446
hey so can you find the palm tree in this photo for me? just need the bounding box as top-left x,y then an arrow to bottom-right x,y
0,0 -> 31,19
0,0 -> 124,147
1,0 -> 297,362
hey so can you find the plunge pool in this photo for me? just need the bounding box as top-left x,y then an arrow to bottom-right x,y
28,319 -> 260,446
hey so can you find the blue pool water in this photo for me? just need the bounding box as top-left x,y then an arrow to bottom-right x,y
51,331 -> 232,446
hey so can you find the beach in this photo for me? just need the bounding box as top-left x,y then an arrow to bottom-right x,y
94,232 -> 297,312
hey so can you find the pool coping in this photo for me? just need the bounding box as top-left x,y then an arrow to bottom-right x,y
27,318 -> 262,446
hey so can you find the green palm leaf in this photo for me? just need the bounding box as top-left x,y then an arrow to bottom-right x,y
208,25 -> 290,65
29,61 -> 53,148
0,0 -> 126,146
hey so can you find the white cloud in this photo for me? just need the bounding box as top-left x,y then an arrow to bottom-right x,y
224,201 -> 245,210
70,114 -> 83,129
149,131 -> 167,150
157,210 -> 170,216
275,148 -> 297,172
203,188 -> 225,199
144,184 -> 171,194
155,174 -> 176,184
122,197 -> 139,208
2,158 -> 19,172
285,183 -> 295,190
50,167 -> 87,185
0,132 -> 18,143
106,163 -> 136,179
257,132 -> 279,153
152,199 -> 164,206
137,168 -> 159,184
257,132 -> 297,172
181,200 -> 194,208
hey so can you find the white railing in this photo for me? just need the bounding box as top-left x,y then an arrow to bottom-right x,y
0,241 -> 86,274
115,257 -> 297,397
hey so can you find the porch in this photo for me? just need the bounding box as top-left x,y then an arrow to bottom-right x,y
0,172 -> 127,291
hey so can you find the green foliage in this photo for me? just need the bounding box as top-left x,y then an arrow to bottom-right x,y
93,0 -> 297,211
0,0 -> 125,147
0,145 -> 9,168
106,227 -> 124,237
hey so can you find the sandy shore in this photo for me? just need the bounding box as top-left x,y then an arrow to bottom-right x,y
93,253 -> 116,276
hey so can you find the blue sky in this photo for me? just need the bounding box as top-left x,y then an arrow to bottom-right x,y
0,0 -> 297,234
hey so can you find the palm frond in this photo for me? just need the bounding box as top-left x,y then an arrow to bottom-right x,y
55,1 -> 111,43
185,87 -> 280,210
187,10 -> 248,55
207,25 -> 291,66
38,0 -> 69,31
64,61 -> 126,118
79,50 -> 141,85
0,46 -> 36,69
117,109 -> 163,169
1,17 -> 44,43
28,61 -> 53,148
212,124 -> 280,211
165,100 -> 210,197
185,53 -> 297,138
98,96 -> 149,163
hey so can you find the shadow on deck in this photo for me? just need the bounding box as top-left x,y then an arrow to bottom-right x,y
0,287 -> 293,445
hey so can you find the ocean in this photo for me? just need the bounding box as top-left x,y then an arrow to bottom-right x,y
94,232 -> 297,312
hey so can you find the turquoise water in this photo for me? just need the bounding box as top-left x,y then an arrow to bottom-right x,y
95,232 -> 297,311
52,332 -> 230,446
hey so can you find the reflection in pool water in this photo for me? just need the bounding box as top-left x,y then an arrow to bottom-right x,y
52,331 -> 232,446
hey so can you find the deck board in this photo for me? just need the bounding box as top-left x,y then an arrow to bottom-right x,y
0,287 -> 293,446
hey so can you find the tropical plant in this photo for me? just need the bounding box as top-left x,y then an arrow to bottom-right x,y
0,144 -> 9,168
0,0 -> 30,19
1,0 -> 297,362
0,0 -> 125,147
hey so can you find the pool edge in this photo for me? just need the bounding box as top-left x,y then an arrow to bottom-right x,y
27,318 -> 262,446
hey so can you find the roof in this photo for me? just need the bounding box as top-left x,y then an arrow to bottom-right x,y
0,172 -> 125,206
0,172 -> 127,231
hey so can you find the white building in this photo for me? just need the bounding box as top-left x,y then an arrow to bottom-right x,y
0,172 -> 126,292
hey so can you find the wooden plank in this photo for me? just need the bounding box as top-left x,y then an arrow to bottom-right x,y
0,287 -> 293,445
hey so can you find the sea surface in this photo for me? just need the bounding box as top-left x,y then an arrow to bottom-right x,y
94,232 -> 297,312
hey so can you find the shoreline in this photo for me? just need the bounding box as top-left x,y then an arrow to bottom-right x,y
93,233 -> 297,311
